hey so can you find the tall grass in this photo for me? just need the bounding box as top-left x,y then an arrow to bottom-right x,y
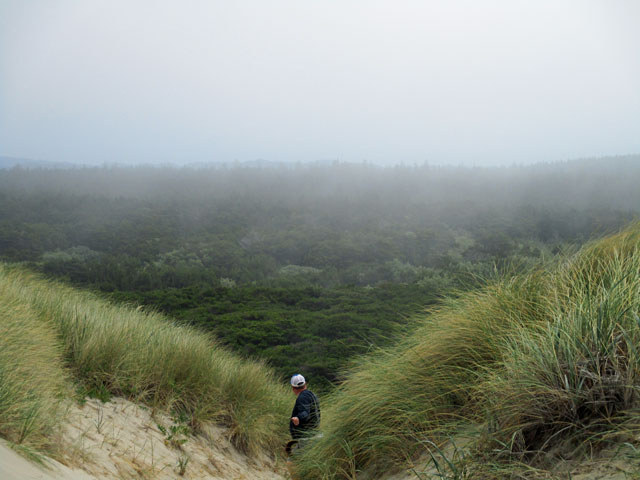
0,265 -> 290,454
479,226 -> 640,455
295,224 -> 640,478
295,272 -> 552,478
0,279 -> 68,451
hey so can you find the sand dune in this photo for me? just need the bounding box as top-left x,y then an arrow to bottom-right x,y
3,397 -> 287,480
0,441 -> 96,480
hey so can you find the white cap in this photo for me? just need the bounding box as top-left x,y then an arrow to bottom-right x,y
290,374 -> 306,387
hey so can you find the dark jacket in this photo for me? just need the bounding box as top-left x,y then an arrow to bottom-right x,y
289,389 -> 320,439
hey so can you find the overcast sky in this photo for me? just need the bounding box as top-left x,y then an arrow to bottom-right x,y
1,1 -> 639,166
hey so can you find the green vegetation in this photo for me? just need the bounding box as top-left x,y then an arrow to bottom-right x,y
0,265 -> 290,455
112,283 -> 443,391
1,160 -> 640,476
1,158 -> 638,389
294,224 -> 640,478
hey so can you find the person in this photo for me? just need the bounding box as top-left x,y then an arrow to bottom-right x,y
289,374 -> 320,444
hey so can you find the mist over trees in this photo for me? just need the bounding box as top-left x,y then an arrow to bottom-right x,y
0,156 -> 638,389
1,156 -> 638,283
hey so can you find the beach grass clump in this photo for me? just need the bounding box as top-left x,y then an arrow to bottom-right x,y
295,223 -> 640,479
0,265 -> 290,455
478,225 -> 640,456
0,276 -> 69,452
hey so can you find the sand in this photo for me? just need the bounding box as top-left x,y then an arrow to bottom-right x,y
0,441 -> 97,480
5,399 -> 637,480
2,397 -> 287,480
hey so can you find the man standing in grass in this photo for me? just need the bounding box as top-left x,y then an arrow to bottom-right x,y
289,374 -> 320,446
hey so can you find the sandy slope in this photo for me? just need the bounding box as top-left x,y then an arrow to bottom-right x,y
0,441 -> 97,480
5,398 -> 636,480
3,397 -> 287,480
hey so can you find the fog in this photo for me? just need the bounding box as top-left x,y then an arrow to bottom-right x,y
1,1 -> 639,166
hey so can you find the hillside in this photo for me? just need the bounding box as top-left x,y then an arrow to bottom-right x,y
0,398 -> 285,480
294,223 -> 640,479
0,265 -> 291,478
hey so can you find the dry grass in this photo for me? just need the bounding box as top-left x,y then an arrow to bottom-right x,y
0,277 -> 69,452
0,265 -> 290,456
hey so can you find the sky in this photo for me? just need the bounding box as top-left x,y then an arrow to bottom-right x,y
1,1 -> 639,166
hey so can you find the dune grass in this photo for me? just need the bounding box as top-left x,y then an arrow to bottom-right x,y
479,226 -> 640,456
0,277 -> 69,453
294,271 -> 553,478
295,224 -> 640,478
0,265 -> 290,455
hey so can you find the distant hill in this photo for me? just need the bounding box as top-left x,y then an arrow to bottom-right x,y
0,156 -> 78,169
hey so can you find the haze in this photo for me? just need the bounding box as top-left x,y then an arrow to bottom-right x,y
1,0 -> 639,166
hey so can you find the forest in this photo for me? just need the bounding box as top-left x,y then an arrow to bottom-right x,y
1,156 -> 638,390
